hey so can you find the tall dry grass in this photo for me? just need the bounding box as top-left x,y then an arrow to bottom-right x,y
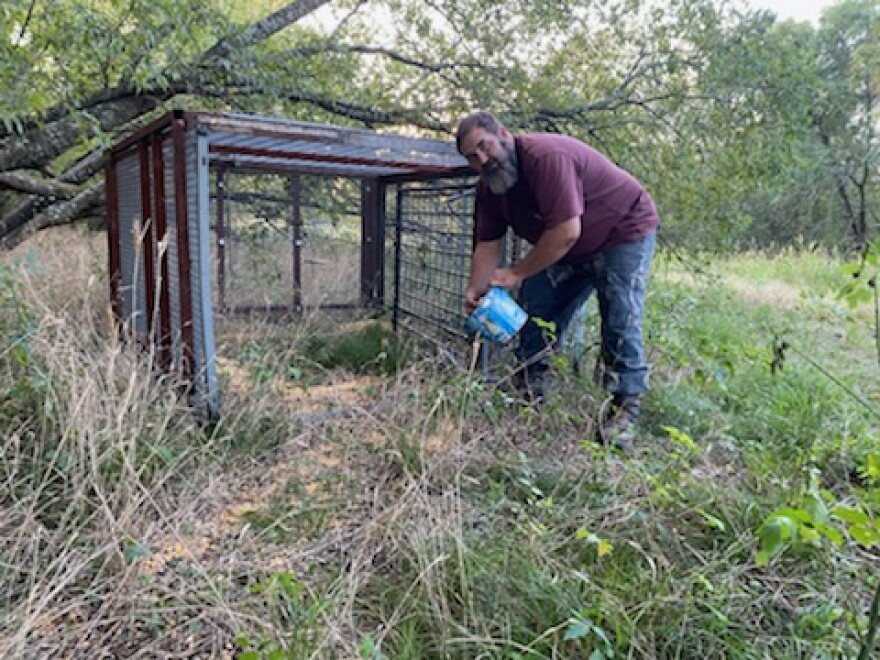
0,229 -> 238,656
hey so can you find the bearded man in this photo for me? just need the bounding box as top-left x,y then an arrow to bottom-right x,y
456,111 -> 660,450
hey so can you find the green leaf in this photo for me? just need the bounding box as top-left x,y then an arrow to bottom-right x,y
862,454 -> 880,480
757,520 -> 783,566
800,526 -> 821,545
757,514 -> 800,565
359,635 -> 378,658
805,491 -> 829,525
849,525 -> 880,548
698,509 -> 727,532
832,505 -> 869,526
150,444 -> 175,464
814,523 -> 844,547
773,508 -> 812,524
123,540 -> 150,563
564,620 -> 592,641
663,426 -> 698,451
596,539 -> 614,558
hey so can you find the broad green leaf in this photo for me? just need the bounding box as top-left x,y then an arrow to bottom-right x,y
849,525 -> 880,548
773,508 -> 812,525
800,526 -> 821,545
804,492 -> 829,525
815,523 -> 844,547
564,620 -> 592,641
832,505 -> 870,526
757,519 -> 784,566
863,454 -> 880,480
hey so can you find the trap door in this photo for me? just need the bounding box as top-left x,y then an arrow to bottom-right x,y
391,180 -> 475,347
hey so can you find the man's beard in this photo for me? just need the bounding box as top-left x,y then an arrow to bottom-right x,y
482,146 -> 518,194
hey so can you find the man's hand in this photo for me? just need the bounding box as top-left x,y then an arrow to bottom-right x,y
465,286 -> 485,313
466,239 -> 504,314
490,267 -> 523,289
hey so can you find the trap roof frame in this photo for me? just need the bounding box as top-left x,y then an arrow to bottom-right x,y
105,109 -> 471,418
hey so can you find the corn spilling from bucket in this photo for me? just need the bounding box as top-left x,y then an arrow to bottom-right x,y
464,286 -> 528,344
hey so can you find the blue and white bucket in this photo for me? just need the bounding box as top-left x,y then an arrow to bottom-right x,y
465,286 -> 528,344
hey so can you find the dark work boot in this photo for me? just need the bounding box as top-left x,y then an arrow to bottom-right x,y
599,395 -> 641,453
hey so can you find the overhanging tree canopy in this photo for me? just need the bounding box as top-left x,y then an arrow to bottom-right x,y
1,0 -> 878,251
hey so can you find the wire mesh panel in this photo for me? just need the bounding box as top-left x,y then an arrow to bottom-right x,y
210,171 -> 362,313
390,179 -> 475,347
115,152 -> 148,337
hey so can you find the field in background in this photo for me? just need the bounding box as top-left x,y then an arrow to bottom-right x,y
1,228 -> 879,658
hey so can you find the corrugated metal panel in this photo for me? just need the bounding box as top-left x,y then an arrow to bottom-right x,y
195,132 -> 220,417
186,129 -> 205,404
116,152 -> 147,336
163,139 -> 183,370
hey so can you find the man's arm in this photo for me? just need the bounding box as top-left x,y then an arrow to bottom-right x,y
466,238 -> 504,312
491,216 -> 581,288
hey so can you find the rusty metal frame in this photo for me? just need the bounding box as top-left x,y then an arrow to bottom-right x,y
289,175 -> 303,311
360,179 -> 385,306
215,167 -> 228,312
172,117 -> 195,381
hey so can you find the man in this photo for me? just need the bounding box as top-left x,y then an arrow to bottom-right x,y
456,110 -> 659,449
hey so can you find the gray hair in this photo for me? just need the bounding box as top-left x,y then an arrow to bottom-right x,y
455,111 -> 504,152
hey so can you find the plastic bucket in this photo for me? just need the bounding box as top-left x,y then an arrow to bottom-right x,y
464,286 -> 528,344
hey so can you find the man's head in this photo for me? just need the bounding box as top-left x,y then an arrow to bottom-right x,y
455,111 -> 518,194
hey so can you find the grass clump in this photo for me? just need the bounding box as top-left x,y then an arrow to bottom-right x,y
302,319 -> 409,374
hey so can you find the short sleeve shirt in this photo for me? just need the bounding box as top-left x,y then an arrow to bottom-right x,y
474,134 -> 660,261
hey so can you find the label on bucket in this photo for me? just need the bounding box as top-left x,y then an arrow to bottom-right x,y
464,287 -> 528,344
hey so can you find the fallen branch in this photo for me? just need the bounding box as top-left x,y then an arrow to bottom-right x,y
0,171 -> 79,199
1,183 -> 104,250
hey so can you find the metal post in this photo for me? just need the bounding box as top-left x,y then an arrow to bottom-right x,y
105,160 -> 122,325
173,118 -> 194,380
361,179 -> 384,307
216,168 -> 227,312
290,175 -> 303,311
392,185 -> 404,332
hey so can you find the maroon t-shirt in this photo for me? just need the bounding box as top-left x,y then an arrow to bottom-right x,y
474,133 -> 660,261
